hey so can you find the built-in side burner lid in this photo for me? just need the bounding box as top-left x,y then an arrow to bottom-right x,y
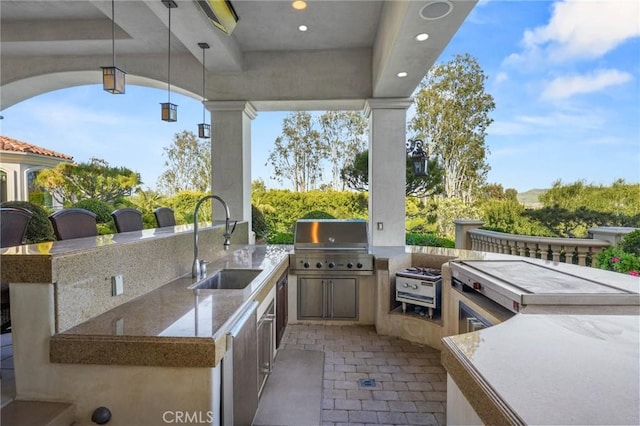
293,219 -> 369,251
450,260 -> 640,307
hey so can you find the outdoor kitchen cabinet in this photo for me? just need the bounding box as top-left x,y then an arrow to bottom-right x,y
298,278 -> 358,319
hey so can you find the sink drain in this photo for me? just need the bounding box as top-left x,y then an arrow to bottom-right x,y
358,378 -> 376,388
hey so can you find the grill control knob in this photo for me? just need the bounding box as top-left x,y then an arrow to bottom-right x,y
347,262 -> 354,269
328,262 -> 336,269
316,262 -> 323,268
303,262 -> 310,268
356,262 -> 363,269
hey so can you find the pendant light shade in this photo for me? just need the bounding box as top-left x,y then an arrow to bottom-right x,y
161,103 -> 178,122
102,66 -> 126,94
197,42 -> 210,139
198,123 -> 211,139
102,0 -> 126,94
161,0 -> 178,122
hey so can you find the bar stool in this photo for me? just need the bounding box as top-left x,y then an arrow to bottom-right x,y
1,207 -> 33,248
1,207 -> 33,333
49,208 -> 98,240
153,207 -> 176,228
111,208 -> 143,233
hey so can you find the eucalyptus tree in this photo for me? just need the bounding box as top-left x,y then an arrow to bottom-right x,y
340,150 -> 443,197
410,53 -> 495,203
267,111 -> 326,192
157,130 -> 211,196
319,111 -> 367,190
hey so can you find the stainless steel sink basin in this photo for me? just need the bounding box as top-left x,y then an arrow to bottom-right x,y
190,269 -> 262,290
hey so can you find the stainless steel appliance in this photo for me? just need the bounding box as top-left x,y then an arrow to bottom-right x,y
450,259 -> 639,314
458,301 -> 493,334
289,219 -> 374,276
289,220 -> 374,320
222,300 -> 258,426
395,267 -> 442,319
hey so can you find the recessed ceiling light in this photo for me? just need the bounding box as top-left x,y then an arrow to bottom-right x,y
415,33 -> 429,41
292,1 -> 307,10
397,72 -> 408,78
298,25 -> 308,32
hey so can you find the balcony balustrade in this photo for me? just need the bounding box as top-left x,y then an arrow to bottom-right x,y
453,220 -> 637,267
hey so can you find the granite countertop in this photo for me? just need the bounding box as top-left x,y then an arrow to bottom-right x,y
442,303 -> 640,425
49,244 -> 291,368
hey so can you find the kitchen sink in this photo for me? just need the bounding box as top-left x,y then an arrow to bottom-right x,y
190,269 -> 263,290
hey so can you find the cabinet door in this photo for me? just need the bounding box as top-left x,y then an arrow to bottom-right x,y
330,278 -> 357,319
298,278 -> 325,319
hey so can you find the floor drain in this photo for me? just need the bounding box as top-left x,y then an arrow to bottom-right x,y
359,378 -> 376,388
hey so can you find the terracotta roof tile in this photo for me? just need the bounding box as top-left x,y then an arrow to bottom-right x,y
0,135 -> 73,161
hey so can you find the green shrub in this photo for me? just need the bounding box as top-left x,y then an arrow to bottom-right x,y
0,201 -> 55,243
267,232 -> 294,245
252,205 -> 269,242
596,246 -> 640,276
620,230 -> 640,257
300,210 -> 336,220
406,232 -> 454,248
72,199 -> 113,223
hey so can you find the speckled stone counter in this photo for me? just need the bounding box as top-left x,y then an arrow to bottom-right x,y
50,244 -> 291,367
442,305 -> 640,425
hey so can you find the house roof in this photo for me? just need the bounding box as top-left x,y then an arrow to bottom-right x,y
0,136 -> 73,161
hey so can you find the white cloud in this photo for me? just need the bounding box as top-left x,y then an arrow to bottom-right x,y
506,0 -> 640,66
494,72 -> 509,84
489,108 -> 606,137
540,68 -> 633,100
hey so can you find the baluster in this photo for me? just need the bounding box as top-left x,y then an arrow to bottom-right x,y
576,246 -> 588,266
550,244 -> 562,263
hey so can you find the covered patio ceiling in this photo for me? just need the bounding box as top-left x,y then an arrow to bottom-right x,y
0,0 -> 476,111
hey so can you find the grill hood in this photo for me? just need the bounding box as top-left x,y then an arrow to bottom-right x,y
293,219 -> 370,251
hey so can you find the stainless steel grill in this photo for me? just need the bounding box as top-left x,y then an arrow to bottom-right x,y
289,219 -> 374,276
450,259 -> 639,313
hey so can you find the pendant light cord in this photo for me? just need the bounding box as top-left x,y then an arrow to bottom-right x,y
167,6 -> 171,103
202,47 -> 206,123
111,0 -> 116,66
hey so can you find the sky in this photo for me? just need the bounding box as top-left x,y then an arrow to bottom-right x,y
1,0 -> 639,194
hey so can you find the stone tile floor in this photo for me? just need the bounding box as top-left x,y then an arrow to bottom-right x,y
280,324 -> 446,426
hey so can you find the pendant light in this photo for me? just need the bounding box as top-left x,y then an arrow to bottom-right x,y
197,42 -> 211,139
101,0 -> 126,94
161,0 -> 178,122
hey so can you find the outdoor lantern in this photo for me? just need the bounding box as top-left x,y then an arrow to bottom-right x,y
406,138 -> 428,177
411,153 -> 427,177
198,123 -> 211,139
161,0 -> 178,122
161,102 -> 178,122
102,0 -> 126,94
197,42 -> 210,138
102,66 -> 126,94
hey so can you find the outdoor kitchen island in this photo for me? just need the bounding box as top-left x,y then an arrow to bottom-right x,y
2,228 -> 639,425
373,246 -> 640,426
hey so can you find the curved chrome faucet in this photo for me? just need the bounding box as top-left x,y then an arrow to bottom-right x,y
192,194 -> 237,278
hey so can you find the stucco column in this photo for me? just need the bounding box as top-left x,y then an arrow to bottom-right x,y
454,219 -> 485,250
365,98 -> 413,246
205,101 -> 256,237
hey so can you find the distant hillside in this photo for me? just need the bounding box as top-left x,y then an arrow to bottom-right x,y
517,188 -> 547,208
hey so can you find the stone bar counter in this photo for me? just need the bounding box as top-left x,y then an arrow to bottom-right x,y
1,222 -> 290,425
